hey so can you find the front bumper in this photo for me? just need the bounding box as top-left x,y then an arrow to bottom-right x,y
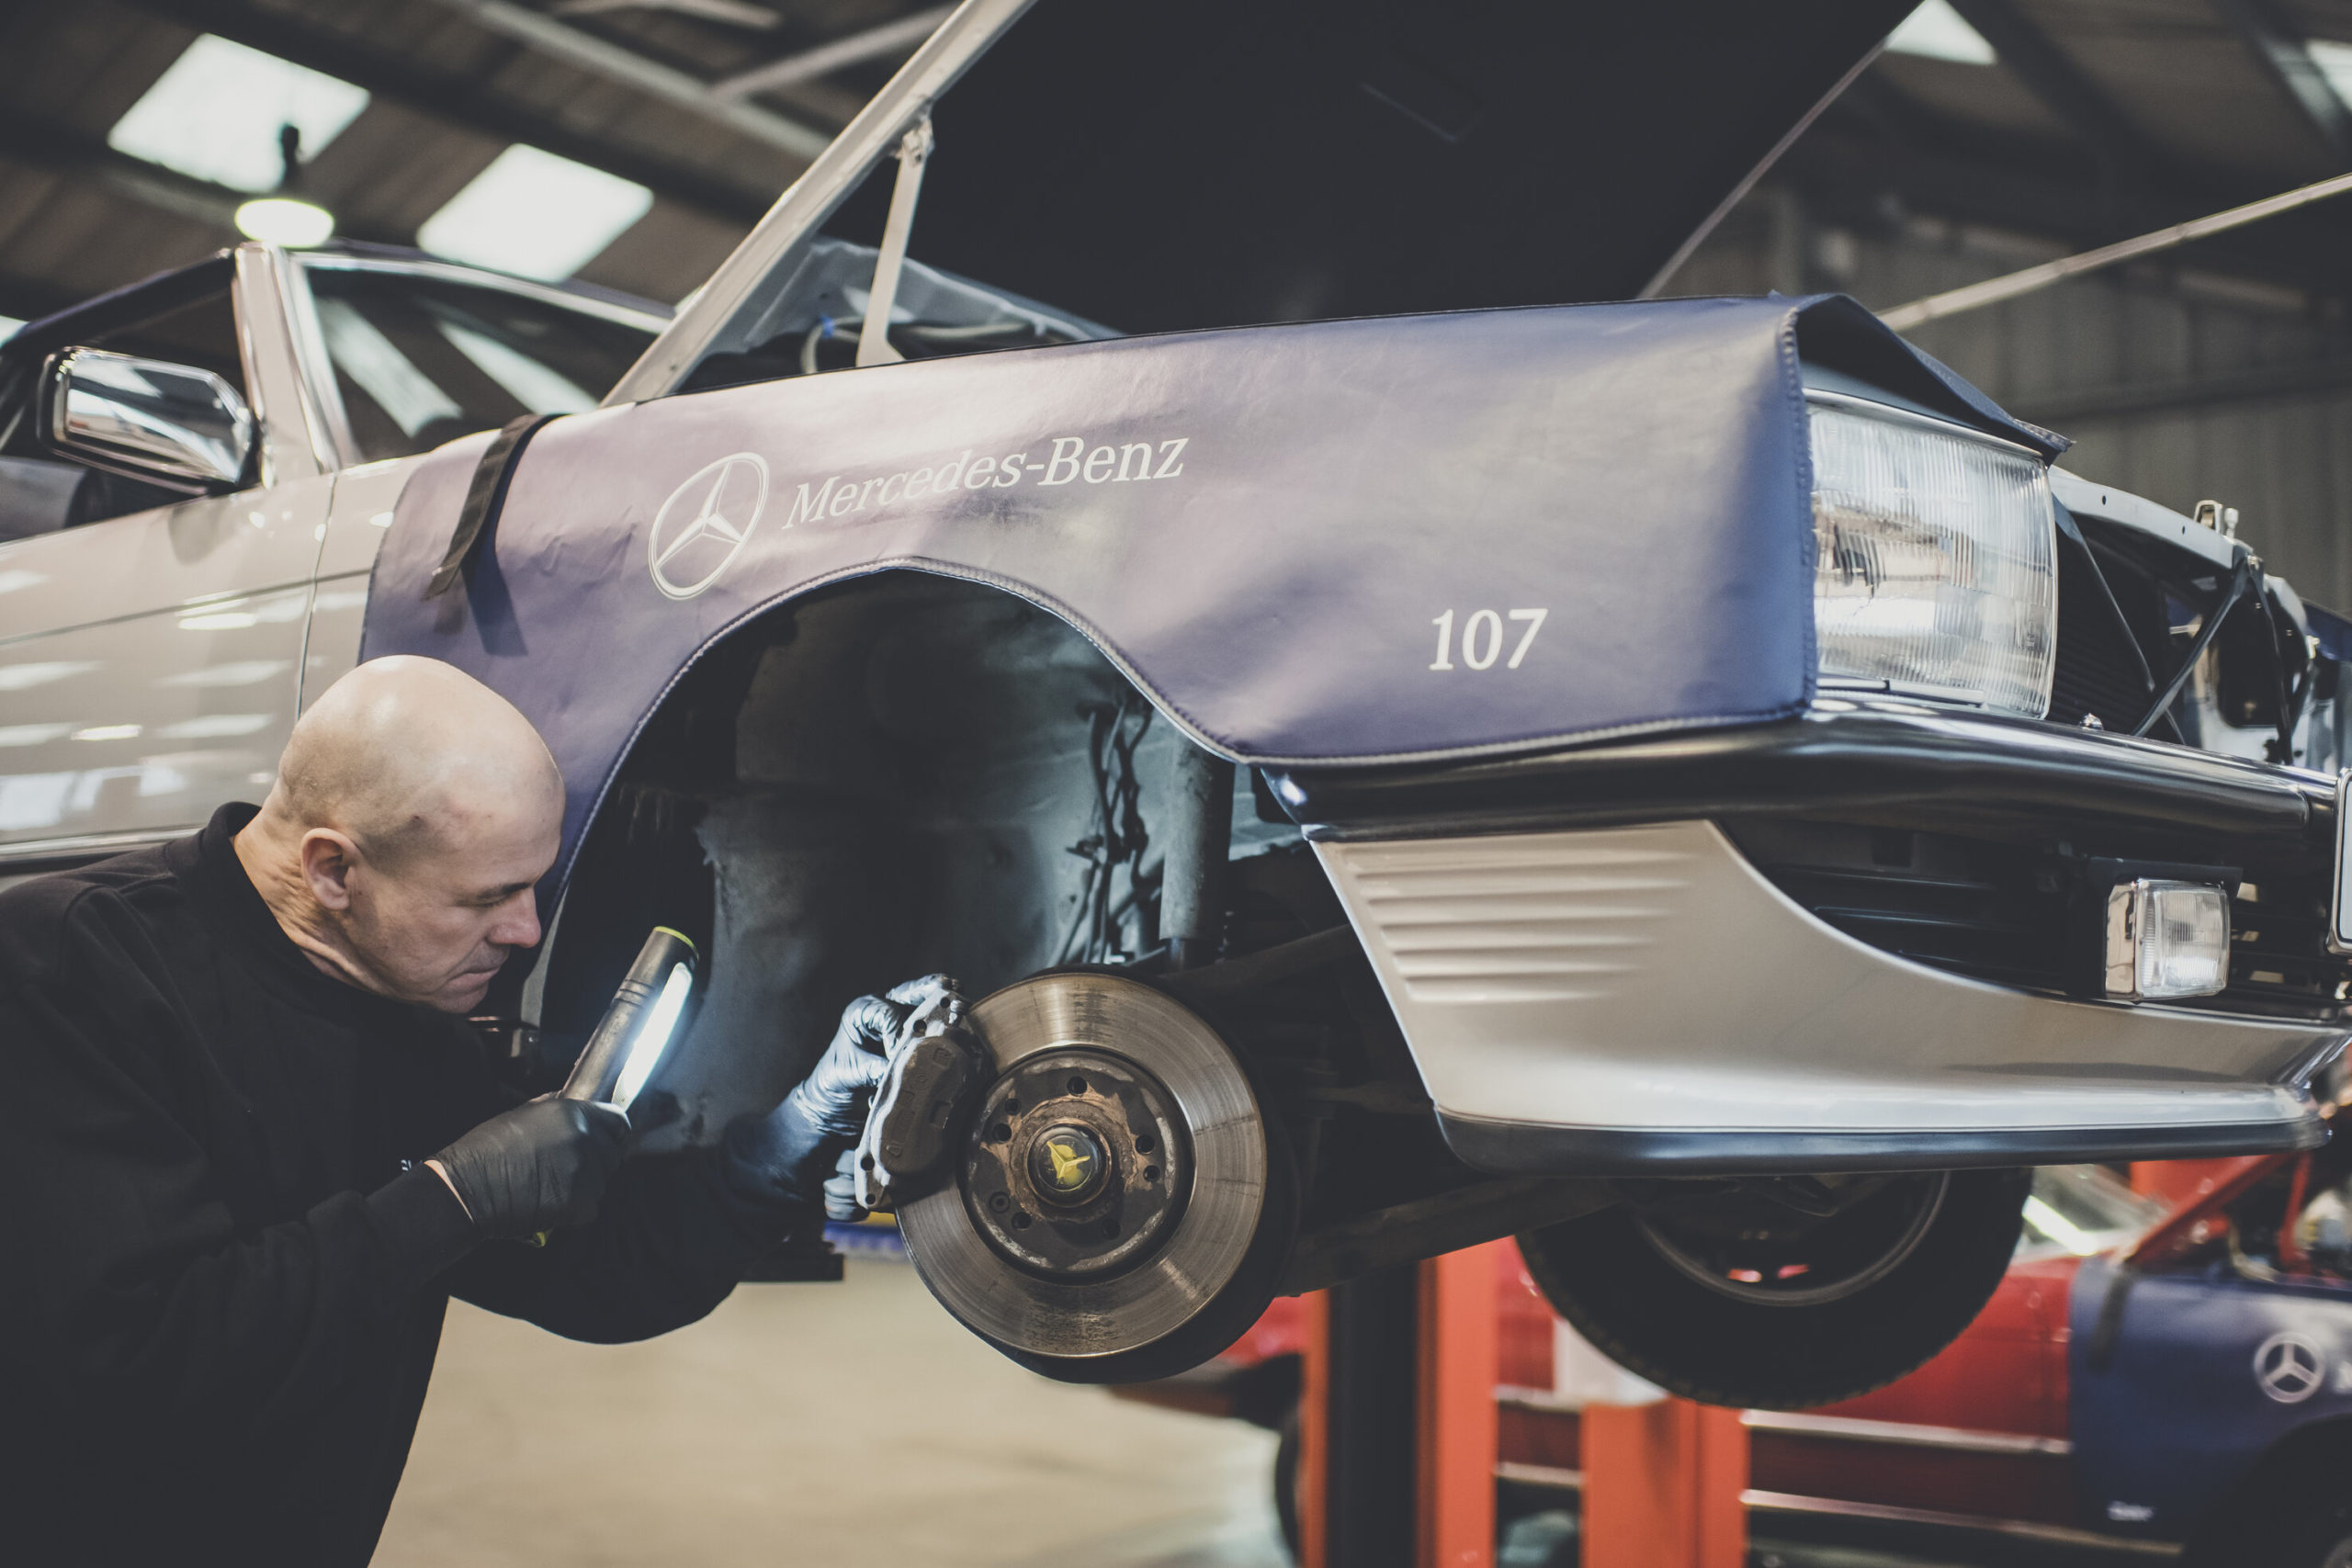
1293,705 -> 2345,1175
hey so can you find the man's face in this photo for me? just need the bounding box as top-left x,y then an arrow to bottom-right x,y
322,803 -> 557,1012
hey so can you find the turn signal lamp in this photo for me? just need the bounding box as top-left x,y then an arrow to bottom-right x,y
2104,880 -> 2232,1001
1808,396 -> 2058,718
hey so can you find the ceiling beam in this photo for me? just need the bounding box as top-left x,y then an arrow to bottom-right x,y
119,0 -> 783,224
1785,118 -> 2352,300
2207,0 -> 2352,164
1879,168 -> 2352,329
0,106 -> 411,246
1941,0 -> 2175,187
713,6 -> 954,99
420,0 -> 832,160
554,0 -> 781,28
2011,352 -> 2352,423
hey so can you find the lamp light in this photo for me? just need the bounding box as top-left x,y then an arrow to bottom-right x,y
235,197 -> 334,246
2104,879 -> 2232,1001
559,927 -> 701,1111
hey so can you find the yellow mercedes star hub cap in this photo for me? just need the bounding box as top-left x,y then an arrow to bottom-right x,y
1029,1123 -> 1108,1205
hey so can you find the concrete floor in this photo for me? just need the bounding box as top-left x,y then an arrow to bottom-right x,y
373,1254 -> 1286,1568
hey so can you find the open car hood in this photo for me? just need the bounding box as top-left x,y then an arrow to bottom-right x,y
831,0 -> 1915,333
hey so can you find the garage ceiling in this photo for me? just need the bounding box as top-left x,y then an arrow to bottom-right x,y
0,0 -> 2348,326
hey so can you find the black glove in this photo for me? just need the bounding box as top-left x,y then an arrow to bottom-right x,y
430,1097 -> 634,1241
728,976 -> 964,1216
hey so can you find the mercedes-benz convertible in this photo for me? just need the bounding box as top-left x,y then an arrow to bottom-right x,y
6,0 -> 2348,1407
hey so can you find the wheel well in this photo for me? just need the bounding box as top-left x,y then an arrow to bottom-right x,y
518,569 -> 1498,1280
2184,1413 -> 2352,1559
525,570 -> 1290,1146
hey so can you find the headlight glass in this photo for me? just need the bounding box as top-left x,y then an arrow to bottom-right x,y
1808,397 -> 2057,718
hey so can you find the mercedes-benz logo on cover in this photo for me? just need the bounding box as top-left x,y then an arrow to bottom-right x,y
2255,1330 -> 2326,1403
650,453 -> 769,600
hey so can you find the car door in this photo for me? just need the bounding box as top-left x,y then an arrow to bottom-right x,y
0,246 -> 334,867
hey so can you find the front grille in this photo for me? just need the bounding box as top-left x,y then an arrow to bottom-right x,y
1725,818 -> 2350,1021
2047,531 -> 2172,732
2048,548 -> 2150,730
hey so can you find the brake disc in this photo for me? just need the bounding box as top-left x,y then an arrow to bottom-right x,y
898,972 -> 1269,1361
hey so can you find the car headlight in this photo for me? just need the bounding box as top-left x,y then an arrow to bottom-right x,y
1807,395 -> 2057,718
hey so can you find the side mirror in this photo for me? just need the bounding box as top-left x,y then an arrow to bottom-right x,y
40,346 -> 254,493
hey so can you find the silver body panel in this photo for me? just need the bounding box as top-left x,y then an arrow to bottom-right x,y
0,243 -> 336,852
0,479 -> 328,850
1317,820 -> 2332,1151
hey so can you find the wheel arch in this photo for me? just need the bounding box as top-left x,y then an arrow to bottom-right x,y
517,567 -> 1215,1147
2182,1410 -> 2352,1560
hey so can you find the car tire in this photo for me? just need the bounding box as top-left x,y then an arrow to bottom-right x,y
1517,1167 -> 2030,1409
2278,1511 -> 2352,1568
899,971 -> 1298,1385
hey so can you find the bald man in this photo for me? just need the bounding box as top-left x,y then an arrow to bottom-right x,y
0,656 -> 953,1566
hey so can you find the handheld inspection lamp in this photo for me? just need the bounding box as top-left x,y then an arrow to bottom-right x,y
526,927 -> 697,1247
559,926 -> 700,1112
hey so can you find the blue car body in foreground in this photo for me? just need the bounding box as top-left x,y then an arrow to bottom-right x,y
2070,1158 -> 2352,1552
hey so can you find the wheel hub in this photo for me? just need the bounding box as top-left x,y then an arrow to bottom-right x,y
964,1050 -> 1189,1278
1633,1171 -> 1951,1308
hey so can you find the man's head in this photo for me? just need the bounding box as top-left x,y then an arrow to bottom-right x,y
235,656 -> 565,1012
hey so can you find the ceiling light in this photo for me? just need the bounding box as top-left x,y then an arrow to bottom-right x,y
109,35 -> 369,192
1885,0 -> 1996,64
235,197 -> 335,247
416,145 -> 653,282
2311,39 -> 2352,113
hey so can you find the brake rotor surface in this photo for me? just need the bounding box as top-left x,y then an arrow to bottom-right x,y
899,972 -> 1269,1361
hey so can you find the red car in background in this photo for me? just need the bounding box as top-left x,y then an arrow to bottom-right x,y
1117,1160 -> 2352,1564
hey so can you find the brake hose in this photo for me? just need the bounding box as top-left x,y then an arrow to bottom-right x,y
2252,579 -> 2302,763
2130,547 -> 2256,739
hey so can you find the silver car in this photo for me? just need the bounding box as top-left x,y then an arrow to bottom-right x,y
6,0 -> 2347,1411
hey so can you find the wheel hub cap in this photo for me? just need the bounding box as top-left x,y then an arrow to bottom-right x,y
1029,1124 -> 1108,1205
964,1050 -> 1188,1279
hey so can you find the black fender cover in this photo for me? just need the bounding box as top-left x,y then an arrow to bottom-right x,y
361,294 -> 2053,897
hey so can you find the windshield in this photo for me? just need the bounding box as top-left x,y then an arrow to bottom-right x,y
676,236 -> 1111,395
301,262 -> 664,462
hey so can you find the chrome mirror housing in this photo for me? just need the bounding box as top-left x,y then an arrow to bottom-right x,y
40,346 -> 255,492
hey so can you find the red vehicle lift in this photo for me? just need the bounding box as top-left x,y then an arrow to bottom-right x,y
1291,1241 -> 1747,1568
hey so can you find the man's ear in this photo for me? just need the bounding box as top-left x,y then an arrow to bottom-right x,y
299,829 -> 365,911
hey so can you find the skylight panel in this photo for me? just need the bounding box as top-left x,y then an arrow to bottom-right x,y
1885,0 -> 1996,64
108,35 -> 369,192
2311,39 -> 2352,113
416,146 -> 653,283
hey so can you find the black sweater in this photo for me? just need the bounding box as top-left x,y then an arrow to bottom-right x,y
0,804 -> 800,1566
